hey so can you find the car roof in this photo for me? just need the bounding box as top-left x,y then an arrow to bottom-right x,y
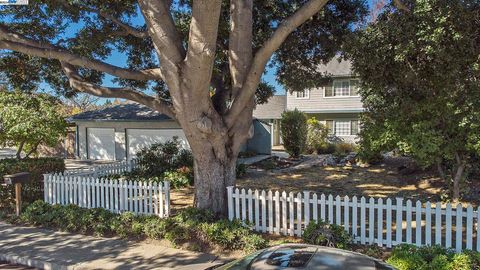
249,244 -> 392,270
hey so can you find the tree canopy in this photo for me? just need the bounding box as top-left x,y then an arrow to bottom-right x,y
0,0 -> 366,98
0,90 -> 67,159
347,0 -> 480,199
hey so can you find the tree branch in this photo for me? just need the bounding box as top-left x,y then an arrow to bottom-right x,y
55,0 -> 148,38
225,0 -> 329,127
229,0 -> 253,96
183,0 -> 223,95
0,27 -> 162,81
138,0 -> 185,64
393,0 -> 410,12
61,62 -> 175,119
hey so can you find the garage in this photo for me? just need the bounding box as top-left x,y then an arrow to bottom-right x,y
127,129 -> 189,160
87,128 -> 115,160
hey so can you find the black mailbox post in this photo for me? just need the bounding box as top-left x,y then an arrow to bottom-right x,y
3,172 -> 31,216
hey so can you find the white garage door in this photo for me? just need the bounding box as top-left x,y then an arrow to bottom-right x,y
127,129 -> 189,160
87,128 -> 115,160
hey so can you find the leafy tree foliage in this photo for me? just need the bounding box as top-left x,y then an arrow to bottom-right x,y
0,90 -> 67,158
280,109 -> 308,158
0,0 -> 367,99
347,0 -> 480,199
306,117 -> 329,154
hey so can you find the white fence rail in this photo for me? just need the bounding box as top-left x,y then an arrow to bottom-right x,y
64,160 -> 137,178
227,187 -> 480,252
44,174 -> 170,217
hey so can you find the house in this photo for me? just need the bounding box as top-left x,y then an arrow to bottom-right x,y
69,103 -> 272,161
252,95 -> 285,147
286,59 -> 362,142
255,58 -> 362,144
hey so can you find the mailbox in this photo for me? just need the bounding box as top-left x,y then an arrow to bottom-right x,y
3,172 -> 31,216
3,172 -> 31,185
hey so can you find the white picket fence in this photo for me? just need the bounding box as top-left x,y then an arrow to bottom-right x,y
227,187 -> 480,252
44,174 -> 170,217
64,160 -> 137,178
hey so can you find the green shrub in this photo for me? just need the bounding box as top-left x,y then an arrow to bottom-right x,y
134,137 -> 193,179
163,170 -> 191,189
280,109 -> 308,158
236,163 -> 247,178
0,158 -> 65,211
306,117 -> 329,154
317,143 -> 336,154
334,142 -> 357,157
302,220 -> 351,249
386,244 -> 480,270
19,203 -> 267,254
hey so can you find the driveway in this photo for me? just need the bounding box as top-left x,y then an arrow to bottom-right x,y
0,148 -> 16,159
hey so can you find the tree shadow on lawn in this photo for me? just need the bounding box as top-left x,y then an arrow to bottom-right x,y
236,162 -> 459,205
169,159 -> 480,210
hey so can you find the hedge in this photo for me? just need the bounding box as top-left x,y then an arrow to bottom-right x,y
15,201 -> 268,254
0,158 -> 65,212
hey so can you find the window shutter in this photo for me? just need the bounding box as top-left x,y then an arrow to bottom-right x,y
326,120 -> 334,134
351,120 -> 359,135
325,85 -> 333,97
350,80 -> 359,96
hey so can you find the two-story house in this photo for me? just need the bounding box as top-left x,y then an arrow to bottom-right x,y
254,58 -> 362,146
286,58 -> 362,143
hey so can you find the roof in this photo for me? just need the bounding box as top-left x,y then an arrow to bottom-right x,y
317,58 -> 353,77
68,103 -> 172,122
253,95 -> 286,119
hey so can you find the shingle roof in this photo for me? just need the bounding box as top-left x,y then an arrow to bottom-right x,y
253,95 -> 286,119
317,58 -> 353,77
68,103 -> 172,122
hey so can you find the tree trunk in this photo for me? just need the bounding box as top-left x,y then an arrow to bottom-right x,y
193,150 -> 237,215
16,141 -> 25,159
452,162 -> 466,201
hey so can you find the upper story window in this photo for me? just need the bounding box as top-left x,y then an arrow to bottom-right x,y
325,79 -> 359,97
295,90 -> 310,99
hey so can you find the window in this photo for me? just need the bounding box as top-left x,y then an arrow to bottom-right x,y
295,90 -> 309,99
326,119 -> 360,136
333,81 -> 350,96
351,120 -> 360,135
326,79 -> 360,97
334,120 -> 350,135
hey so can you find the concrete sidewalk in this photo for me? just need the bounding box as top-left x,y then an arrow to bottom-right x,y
0,222 -> 225,270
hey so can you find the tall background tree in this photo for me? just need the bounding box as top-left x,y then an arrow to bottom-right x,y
0,0 -> 367,213
347,0 -> 480,200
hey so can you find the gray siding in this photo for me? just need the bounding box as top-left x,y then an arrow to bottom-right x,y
287,87 -> 363,112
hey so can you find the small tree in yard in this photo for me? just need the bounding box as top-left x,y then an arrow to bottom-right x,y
0,0 -> 372,214
306,117 -> 329,154
280,109 -> 308,158
347,0 -> 480,200
0,91 -> 67,159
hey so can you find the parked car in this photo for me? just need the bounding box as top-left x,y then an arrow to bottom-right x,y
211,244 -> 394,270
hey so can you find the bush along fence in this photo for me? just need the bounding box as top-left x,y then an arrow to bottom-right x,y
43,170 -> 170,217
227,187 -> 480,252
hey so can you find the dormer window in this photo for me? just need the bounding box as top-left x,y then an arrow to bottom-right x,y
295,90 -> 310,99
325,79 -> 359,97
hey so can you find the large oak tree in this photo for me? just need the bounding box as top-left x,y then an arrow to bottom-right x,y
0,0 -> 367,214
